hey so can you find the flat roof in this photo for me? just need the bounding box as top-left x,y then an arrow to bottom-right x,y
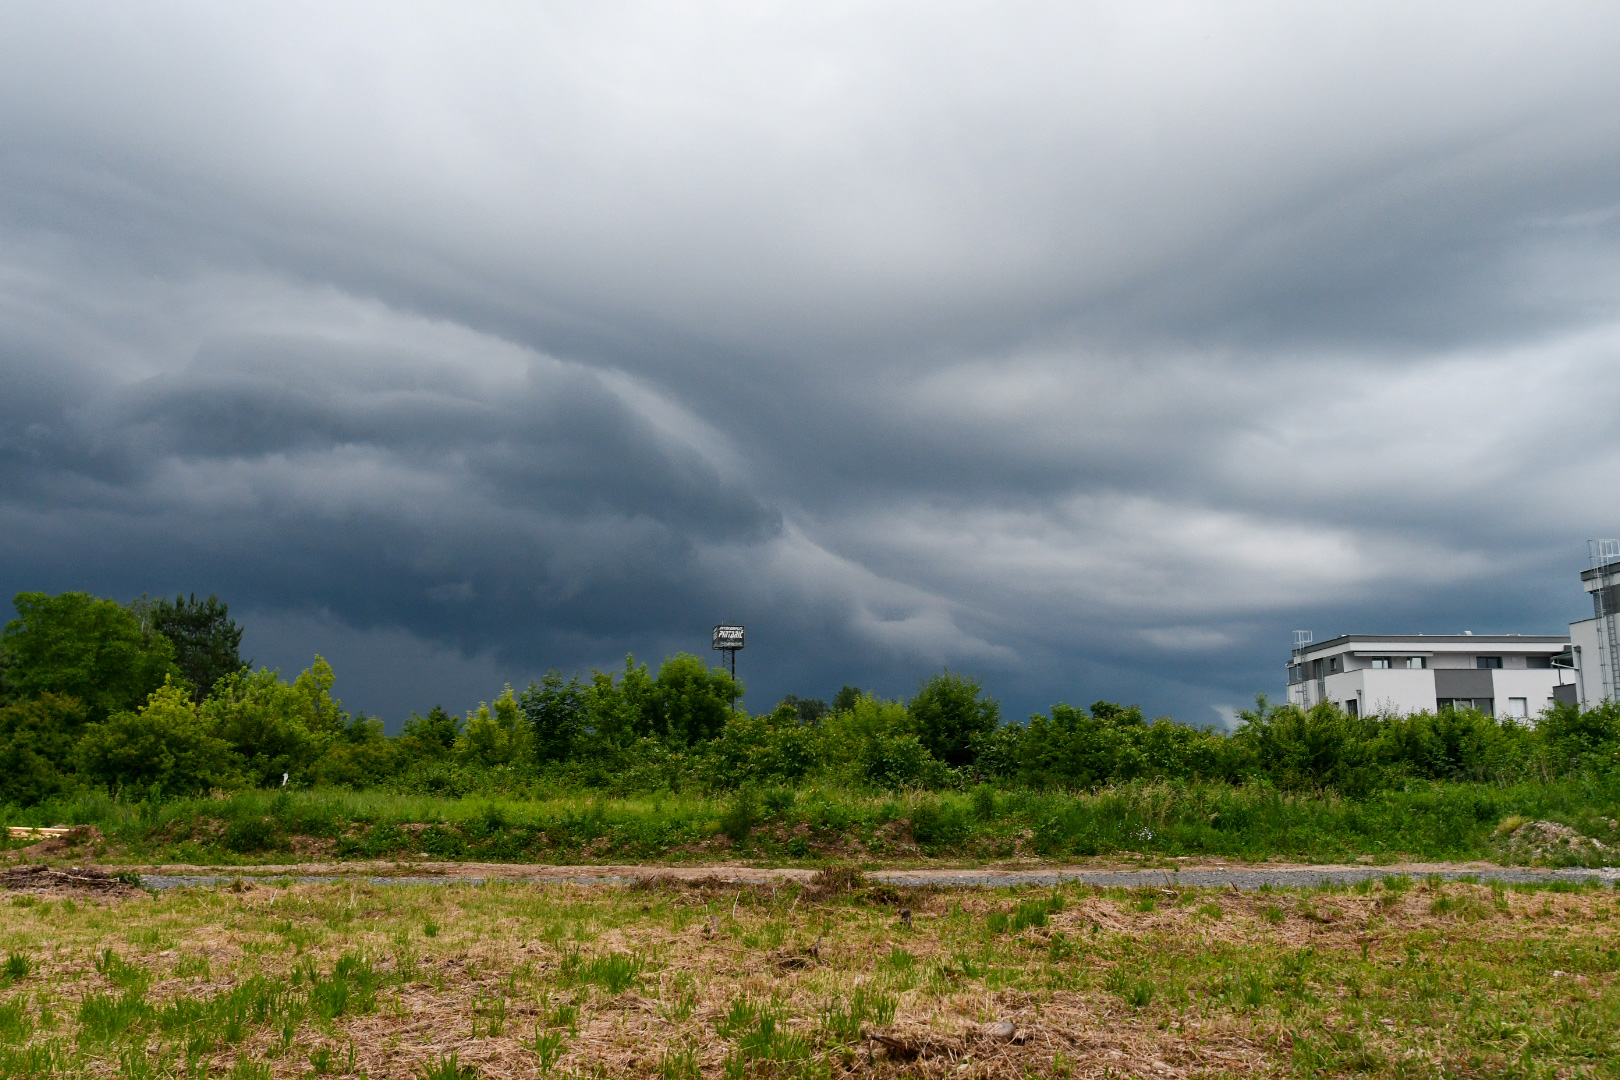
1581,562 -> 1620,582
1294,634 -> 1569,658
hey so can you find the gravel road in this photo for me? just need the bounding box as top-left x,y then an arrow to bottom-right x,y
134,863 -> 1620,891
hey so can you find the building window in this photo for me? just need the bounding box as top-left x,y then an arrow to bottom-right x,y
1369,658 -> 1391,669
1476,656 -> 1502,669
1439,698 -> 1494,713
1526,655 -> 1552,669
1508,697 -> 1528,718
1329,657 -> 1341,674
1344,699 -> 1358,717
1404,657 -> 1426,669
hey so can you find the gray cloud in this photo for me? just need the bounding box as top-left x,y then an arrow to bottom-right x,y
2,2 -> 1619,724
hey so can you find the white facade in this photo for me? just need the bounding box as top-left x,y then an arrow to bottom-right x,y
1568,554 -> 1620,708
1285,635 -> 1571,718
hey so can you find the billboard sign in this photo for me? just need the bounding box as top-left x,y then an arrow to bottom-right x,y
712,624 -> 745,650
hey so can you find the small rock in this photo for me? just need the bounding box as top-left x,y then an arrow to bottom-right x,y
981,1020 -> 1016,1041
899,908 -> 912,928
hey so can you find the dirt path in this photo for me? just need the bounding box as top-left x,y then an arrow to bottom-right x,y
120,859 -> 1620,891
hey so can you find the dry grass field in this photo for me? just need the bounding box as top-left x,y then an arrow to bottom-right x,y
0,872 -> 1616,1078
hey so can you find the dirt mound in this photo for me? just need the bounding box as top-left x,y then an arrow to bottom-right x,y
0,863 -> 142,897
7,825 -> 105,860
1497,819 -> 1609,862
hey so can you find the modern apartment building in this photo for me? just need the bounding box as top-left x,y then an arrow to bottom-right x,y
1285,634 -> 1572,718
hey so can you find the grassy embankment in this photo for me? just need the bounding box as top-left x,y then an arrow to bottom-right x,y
5,777 -> 1620,866
1,872 -> 1618,1078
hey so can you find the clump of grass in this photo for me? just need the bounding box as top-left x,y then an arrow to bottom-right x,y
1262,904 -> 1285,924
987,893 -> 1065,934
659,1041 -> 701,1080
524,1028 -> 566,1072
95,950 -> 150,993
546,999 -> 579,1032
172,953 -> 210,979
880,946 -> 915,972
0,997 -> 34,1045
804,864 -> 865,899
821,985 -> 897,1042
78,991 -> 152,1044
417,1051 -> 479,1079
1197,902 -> 1224,920
659,975 -> 698,1023
727,1008 -> 813,1071
1495,814 -> 1531,836
1,954 -> 30,982
558,949 -> 645,994
300,952 -> 382,1020
1104,967 -> 1156,1008
1431,892 -> 1493,921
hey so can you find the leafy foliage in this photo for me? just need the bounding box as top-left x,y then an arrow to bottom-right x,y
77,679 -> 239,795
1,592 -> 178,720
138,594 -> 244,701
908,670 -> 999,768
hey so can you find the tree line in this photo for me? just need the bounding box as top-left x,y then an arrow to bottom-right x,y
3,590 -> 1619,807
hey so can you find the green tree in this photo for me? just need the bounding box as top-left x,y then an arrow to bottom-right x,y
0,694 -> 88,806
649,653 -> 740,746
1233,695 -> 1382,795
140,594 -> 244,701
1,592 -> 179,719
703,704 -> 819,788
832,685 -> 862,713
819,691 -> 949,789
199,667 -> 318,786
1538,699 -> 1620,773
399,705 -> 461,760
459,686 -> 531,767
779,695 -> 829,725
309,713 -> 399,787
520,671 -> 586,763
290,655 -> 347,739
908,671 -> 1000,769
76,678 -> 238,795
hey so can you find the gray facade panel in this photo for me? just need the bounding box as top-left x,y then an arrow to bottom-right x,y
1553,683 -> 1579,706
1434,669 -> 1494,698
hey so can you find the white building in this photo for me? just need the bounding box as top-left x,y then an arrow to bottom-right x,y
1286,634 -> 1572,718
1566,544 -> 1620,708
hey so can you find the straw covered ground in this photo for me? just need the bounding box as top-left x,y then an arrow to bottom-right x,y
0,871 -> 1616,1078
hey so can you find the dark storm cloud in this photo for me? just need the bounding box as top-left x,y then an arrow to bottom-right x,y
2,2 -> 1620,724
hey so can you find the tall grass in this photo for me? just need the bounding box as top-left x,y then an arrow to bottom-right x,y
4,775 -> 1619,864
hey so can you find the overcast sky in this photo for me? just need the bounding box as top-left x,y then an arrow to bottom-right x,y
3,2 -> 1619,727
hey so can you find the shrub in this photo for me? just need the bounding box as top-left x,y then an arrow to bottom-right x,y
909,799 -> 970,850
76,679 -> 238,796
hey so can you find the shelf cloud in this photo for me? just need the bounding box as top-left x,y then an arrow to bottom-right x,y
2,2 -> 1618,722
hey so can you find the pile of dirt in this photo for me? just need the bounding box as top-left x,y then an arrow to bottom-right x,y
6,825 -> 104,860
1497,819 -> 1610,862
0,862 -> 142,897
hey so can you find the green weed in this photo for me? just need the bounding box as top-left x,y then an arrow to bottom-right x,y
821,985 -> 896,1042
417,1051 -> 480,1079
525,1028 -> 567,1072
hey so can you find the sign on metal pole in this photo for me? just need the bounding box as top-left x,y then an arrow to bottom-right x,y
712,624 -> 744,707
